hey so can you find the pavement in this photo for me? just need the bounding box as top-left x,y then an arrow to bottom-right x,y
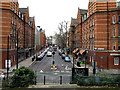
69,54 -> 120,75
1,48 -> 120,75
0,49 -> 45,74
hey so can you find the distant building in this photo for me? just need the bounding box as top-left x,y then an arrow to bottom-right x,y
40,29 -> 46,49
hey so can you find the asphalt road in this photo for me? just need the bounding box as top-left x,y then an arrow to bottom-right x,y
29,50 -> 72,84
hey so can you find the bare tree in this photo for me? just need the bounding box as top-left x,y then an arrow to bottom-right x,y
54,21 -> 69,49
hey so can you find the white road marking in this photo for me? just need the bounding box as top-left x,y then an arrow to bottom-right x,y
40,70 -> 43,72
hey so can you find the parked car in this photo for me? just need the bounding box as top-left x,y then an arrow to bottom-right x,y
47,51 -> 52,57
36,54 -> 43,61
64,56 -> 71,62
61,54 -> 66,59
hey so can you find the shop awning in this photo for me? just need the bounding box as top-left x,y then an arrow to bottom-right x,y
73,48 -> 79,53
77,52 -> 79,55
80,49 -> 86,55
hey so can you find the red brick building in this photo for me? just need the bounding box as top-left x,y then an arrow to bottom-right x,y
0,0 -> 35,68
70,0 -> 120,69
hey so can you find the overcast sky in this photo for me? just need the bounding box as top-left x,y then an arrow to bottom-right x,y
18,0 -> 89,36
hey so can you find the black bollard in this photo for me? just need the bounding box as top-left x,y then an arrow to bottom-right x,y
60,76 -> 62,84
44,76 -> 45,85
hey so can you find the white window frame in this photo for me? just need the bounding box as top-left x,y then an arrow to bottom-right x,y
114,57 -> 119,65
113,15 -> 115,24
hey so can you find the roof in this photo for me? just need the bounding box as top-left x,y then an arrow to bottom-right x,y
70,18 -> 77,27
79,9 -> 88,15
19,8 -> 27,14
30,17 -> 33,21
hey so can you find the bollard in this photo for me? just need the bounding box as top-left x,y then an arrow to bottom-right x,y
44,76 -> 45,85
60,76 -> 62,84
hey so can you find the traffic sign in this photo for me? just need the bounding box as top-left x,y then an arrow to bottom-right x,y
53,66 -> 55,68
5,60 -> 11,68
100,56 -> 103,59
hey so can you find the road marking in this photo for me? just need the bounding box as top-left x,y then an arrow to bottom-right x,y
40,70 -> 43,72
66,71 -> 70,72
55,71 -> 60,72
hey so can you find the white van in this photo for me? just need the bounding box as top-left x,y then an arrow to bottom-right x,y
47,51 -> 52,57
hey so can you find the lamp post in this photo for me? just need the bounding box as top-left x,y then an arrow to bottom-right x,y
7,33 -> 12,80
16,30 -> 19,69
107,0 -> 109,70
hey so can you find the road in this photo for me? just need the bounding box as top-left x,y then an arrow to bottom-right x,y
29,50 -> 73,84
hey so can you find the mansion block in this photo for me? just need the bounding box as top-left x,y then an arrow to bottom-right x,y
69,0 -> 120,69
0,0 -> 35,68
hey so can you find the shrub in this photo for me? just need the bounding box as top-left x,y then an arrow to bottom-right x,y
10,66 -> 36,87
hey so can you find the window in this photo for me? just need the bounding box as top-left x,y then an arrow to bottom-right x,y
93,29 -> 94,37
90,41 -> 92,50
92,57 -> 94,62
90,56 -> 91,62
19,12 -> 21,17
90,19 -> 92,27
93,18 -> 94,26
90,7 -> 91,14
11,25 -> 13,34
11,56 -> 13,62
90,30 -> 92,38
113,15 -> 115,24
93,40 -> 94,50
118,15 -> 120,22
15,5 -> 16,13
11,40 -> 13,49
12,4 -> 14,11
118,41 -> 120,50
113,28 -> 115,37
87,21 -> 89,30
14,55 -> 16,62
114,57 -> 119,65
93,5 -> 94,13
84,33 -> 86,39
119,26 -> 120,36
113,41 -> 116,50
12,16 -> 13,24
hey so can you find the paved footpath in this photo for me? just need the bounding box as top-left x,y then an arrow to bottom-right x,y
69,54 -> 120,75
0,55 -> 35,74
0,49 -> 45,74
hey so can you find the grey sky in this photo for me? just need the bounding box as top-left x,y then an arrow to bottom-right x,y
18,0 -> 89,36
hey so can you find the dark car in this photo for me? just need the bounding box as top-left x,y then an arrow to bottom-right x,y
61,54 -> 66,59
36,54 -> 43,61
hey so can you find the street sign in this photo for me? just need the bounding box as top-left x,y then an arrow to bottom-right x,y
100,56 -> 103,59
5,60 -> 11,68
53,66 -> 55,68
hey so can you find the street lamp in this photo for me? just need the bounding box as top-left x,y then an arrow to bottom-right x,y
16,29 -> 19,69
7,33 -> 12,80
